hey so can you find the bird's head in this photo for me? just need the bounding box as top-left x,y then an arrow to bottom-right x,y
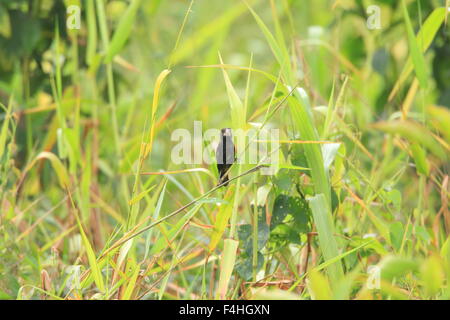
221,128 -> 232,137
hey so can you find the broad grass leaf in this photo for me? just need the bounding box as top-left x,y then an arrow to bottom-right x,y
401,0 -> 428,88
308,194 -> 344,285
76,217 -> 105,293
390,7 -> 446,100
217,238 -> 238,299
219,53 -> 246,130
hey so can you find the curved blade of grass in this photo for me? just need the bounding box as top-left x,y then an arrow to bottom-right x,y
246,4 -> 290,80
28,152 -> 70,189
77,218 -> 105,293
105,0 -> 142,63
389,7 -> 446,100
68,190 -> 106,294
401,0 -> 428,89
219,53 -> 246,130
167,0 -> 195,69
144,69 -> 171,159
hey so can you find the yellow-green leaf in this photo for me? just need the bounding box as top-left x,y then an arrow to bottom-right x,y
217,238 -> 238,299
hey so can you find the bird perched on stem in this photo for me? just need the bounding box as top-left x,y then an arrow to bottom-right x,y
216,128 -> 236,187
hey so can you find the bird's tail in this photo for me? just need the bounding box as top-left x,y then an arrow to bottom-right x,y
218,174 -> 229,187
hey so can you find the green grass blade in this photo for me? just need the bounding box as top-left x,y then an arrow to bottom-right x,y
85,0 -> 98,66
247,4 -> 290,79
217,238 -> 239,299
390,7 -> 446,99
31,152 -> 70,189
401,0 -> 428,88
122,261 -> 141,300
219,53 -> 246,130
308,194 -> 344,287
0,101 -> 13,159
75,214 -> 105,293
105,0 -> 142,63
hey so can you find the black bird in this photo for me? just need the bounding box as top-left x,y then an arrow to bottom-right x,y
216,128 -> 235,187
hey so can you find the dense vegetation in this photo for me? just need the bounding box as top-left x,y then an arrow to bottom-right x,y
0,0 -> 449,300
